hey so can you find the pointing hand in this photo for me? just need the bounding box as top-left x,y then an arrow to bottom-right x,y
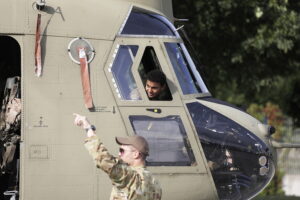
73,113 -> 91,130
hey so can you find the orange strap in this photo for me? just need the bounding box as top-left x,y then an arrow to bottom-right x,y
34,13 -> 42,77
79,48 -> 94,109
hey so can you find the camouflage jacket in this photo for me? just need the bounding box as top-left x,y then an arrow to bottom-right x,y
84,136 -> 162,200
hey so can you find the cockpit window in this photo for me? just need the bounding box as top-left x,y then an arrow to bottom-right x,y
129,115 -> 196,166
110,45 -> 141,100
120,11 -> 176,36
165,43 -> 202,95
186,102 -> 275,200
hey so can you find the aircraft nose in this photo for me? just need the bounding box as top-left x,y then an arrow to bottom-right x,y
186,101 -> 275,200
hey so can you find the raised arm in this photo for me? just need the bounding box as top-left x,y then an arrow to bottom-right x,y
73,113 -> 138,188
73,113 -> 117,174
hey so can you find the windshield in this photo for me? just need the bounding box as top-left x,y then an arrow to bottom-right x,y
119,9 -> 209,95
120,10 -> 176,36
165,42 -> 201,94
186,101 -> 275,200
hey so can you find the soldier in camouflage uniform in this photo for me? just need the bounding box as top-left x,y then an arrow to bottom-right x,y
73,114 -> 162,200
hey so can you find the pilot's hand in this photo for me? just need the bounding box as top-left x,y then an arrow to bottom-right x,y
73,113 -> 91,130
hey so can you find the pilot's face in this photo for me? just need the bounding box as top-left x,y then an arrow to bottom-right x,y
145,80 -> 165,99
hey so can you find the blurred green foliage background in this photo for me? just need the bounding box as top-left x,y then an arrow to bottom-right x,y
173,0 -> 300,125
172,0 -> 300,198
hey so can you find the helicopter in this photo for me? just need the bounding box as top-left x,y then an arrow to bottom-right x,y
1,0 -> 299,200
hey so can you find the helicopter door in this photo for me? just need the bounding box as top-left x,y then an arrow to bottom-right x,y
118,106 -> 217,199
104,37 -> 218,198
119,107 -> 205,169
104,37 -> 209,171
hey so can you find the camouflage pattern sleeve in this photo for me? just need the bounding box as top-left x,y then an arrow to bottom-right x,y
109,164 -> 139,189
84,136 -> 162,200
84,136 -> 137,185
84,135 -> 118,174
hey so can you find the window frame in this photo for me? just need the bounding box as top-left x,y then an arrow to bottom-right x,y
109,45 -> 140,100
159,38 -> 211,100
118,106 -> 208,174
104,37 -> 182,107
129,115 -> 196,166
164,42 -> 202,95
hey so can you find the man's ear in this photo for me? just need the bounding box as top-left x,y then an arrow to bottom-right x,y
161,84 -> 166,90
133,151 -> 140,159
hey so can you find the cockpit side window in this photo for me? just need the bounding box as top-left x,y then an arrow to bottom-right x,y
120,11 -> 176,37
138,46 -> 172,101
129,115 -> 196,166
110,45 -> 141,100
164,43 -> 202,95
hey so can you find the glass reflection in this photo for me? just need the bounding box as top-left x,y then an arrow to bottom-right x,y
186,101 -> 275,200
129,115 -> 195,166
164,43 -> 201,95
111,45 -> 140,100
121,11 -> 175,36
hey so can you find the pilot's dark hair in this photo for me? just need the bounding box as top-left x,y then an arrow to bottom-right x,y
146,69 -> 166,86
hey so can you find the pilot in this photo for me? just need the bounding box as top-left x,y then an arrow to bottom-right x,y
144,70 -> 171,101
73,113 -> 162,200
129,69 -> 171,101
